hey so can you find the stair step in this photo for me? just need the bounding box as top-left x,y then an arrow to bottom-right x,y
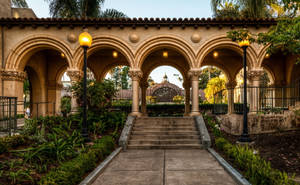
129,140 -> 200,145
132,127 -> 197,131
127,144 -> 203,150
134,124 -> 195,127
130,135 -> 200,140
131,131 -> 199,135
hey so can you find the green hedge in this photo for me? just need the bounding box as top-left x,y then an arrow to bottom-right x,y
215,138 -> 296,185
39,136 -> 115,185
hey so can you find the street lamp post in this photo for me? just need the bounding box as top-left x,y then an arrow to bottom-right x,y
79,31 -> 93,141
238,39 -> 251,143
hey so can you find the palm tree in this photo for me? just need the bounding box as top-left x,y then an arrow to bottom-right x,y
46,0 -> 127,18
12,0 -> 28,8
211,0 -> 271,18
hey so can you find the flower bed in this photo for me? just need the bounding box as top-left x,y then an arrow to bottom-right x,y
203,114 -> 297,185
0,112 -> 126,185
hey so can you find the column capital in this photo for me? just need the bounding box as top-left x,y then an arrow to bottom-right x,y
128,69 -> 143,81
248,69 -> 264,81
188,69 -> 201,80
1,70 -> 27,82
67,69 -> 83,82
226,81 -> 237,89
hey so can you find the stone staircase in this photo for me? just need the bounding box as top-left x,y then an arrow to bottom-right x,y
128,117 -> 203,149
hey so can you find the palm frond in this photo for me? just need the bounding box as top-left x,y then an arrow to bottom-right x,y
100,9 -> 127,18
12,0 -> 29,8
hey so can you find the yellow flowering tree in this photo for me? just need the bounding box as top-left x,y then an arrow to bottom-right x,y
204,76 -> 227,104
173,95 -> 184,104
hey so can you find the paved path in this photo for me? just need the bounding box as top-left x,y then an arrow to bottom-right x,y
92,149 -> 237,185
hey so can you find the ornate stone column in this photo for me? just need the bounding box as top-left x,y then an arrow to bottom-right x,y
67,69 -> 83,112
129,69 -> 143,117
183,81 -> 191,116
188,69 -> 201,116
226,81 -> 237,114
140,81 -> 148,116
248,69 -> 264,112
1,70 -> 27,113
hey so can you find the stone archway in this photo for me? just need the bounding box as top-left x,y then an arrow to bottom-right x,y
4,36 -> 72,117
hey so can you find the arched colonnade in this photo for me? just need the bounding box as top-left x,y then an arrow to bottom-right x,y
2,34 -> 293,116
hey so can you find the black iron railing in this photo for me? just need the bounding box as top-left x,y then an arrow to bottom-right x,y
213,86 -> 300,114
0,97 -> 17,136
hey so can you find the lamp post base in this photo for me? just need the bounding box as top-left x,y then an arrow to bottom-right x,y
238,134 -> 252,143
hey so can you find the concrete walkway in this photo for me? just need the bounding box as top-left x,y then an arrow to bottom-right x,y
92,149 -> 237,185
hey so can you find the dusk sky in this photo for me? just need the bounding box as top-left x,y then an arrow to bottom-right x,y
26,0 -> 214,87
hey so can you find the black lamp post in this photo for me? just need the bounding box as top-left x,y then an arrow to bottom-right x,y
238,39 -> 251,143
79,31 -> 92,141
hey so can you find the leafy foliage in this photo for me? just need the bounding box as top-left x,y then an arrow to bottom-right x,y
214,1 -> 241,18
204,76 -> 227,104
215,137 -> 296,184
227,29 -> 256,43
60,96 -> 71,117
12,0 -> 28,8
71,79 -> 117,113
46,0 -> 127,18
211,0 -> 271,18
39,136 -> 115,185
257,16 -> 300,61
199,67 -> 222,90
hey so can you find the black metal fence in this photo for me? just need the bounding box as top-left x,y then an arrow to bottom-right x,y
17,101 -> 56,118
0,97 -> 17,136
213,86 -> 300,114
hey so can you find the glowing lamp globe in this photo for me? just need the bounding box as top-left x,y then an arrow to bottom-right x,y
162,51 -> 168,58
79,32 -> 93,48
238,39 -> 250,47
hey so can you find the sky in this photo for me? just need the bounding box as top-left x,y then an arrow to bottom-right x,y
26,0 -> 213,88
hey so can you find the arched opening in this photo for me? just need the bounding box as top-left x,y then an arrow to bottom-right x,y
140,48 -> 191,116
19,49 -> 70,117
82,48 -> 131,81
260,51 -> 299,111
199,65 -> 228,104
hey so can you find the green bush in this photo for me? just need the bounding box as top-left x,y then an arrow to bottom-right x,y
61,96 -> 71,117
215,138 -> 296,185
39,136 -> 115,185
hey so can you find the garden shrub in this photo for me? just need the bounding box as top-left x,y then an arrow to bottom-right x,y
0,135 -> 29,154
215,138 -> 296,185
39,136 -> 115,185
60,96 -> 71,117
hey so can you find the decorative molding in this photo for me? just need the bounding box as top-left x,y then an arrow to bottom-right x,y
128,70 -> 143,81
0,17 -> 277,29
67,33 -> 77,43
129,34 -> 139,43
191,33 -> 201,43
67,70 -> 83,82
1,70 -> 27,81
248,69 -> 264,81
188,69 -> 201,80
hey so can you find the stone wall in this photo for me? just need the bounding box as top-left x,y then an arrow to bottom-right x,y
219,111 -> 300,135
0,0 -> 11,18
